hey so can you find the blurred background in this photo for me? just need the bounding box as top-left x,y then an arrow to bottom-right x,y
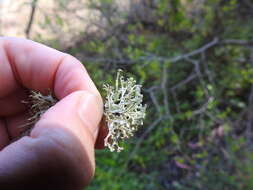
2,0 -> 253,189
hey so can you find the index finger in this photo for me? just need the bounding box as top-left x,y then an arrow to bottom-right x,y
0,37 -> 100,99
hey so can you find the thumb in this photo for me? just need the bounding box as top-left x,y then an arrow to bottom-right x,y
31,90 -> 103,174
31,90 -> 103,185
32,90 -> 103,146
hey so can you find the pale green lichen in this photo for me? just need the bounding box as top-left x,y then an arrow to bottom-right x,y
103,69 -> 146,152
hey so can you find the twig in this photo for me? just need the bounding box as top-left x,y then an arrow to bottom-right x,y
79,38 -> 253,66
220,39 -> 253,46
171,90 -> 181,114
170,73 -> 197,91
186,58 -> 210,98
201,52 -> 215,85
169,38 -> 219,62
161,64 -> 170,117
25,0 -> 38,38
145,86 -> 161,114
192,97 -> 214,117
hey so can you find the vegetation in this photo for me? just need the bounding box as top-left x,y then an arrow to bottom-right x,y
24,0 -> 253,189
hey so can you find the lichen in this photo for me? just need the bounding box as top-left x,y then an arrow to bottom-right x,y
21,90 -> 57,132
103,69 -> 146,152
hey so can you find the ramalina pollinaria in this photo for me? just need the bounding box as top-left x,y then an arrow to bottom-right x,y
22,69 -> 146,152
103,70 -> 146,152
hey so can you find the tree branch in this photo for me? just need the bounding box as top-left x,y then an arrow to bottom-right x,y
161,64 -> 170,117
25,0 -> 38,39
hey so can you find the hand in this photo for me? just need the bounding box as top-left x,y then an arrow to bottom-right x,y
0,37 -> 106,190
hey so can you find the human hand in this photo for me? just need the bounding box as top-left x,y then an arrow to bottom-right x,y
0,37 -> 106,190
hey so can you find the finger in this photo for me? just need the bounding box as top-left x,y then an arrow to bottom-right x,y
0,87 -> 28,116
0,130 -> 92,189
0,40 -> 19,97
31,90 -> 103,185
0,90 -> 103,189
1,37 -> 100,99
0,119 -> 9,150
5,111 -> 30,140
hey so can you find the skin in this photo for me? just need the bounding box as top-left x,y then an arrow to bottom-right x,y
0,37 -> 107,190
